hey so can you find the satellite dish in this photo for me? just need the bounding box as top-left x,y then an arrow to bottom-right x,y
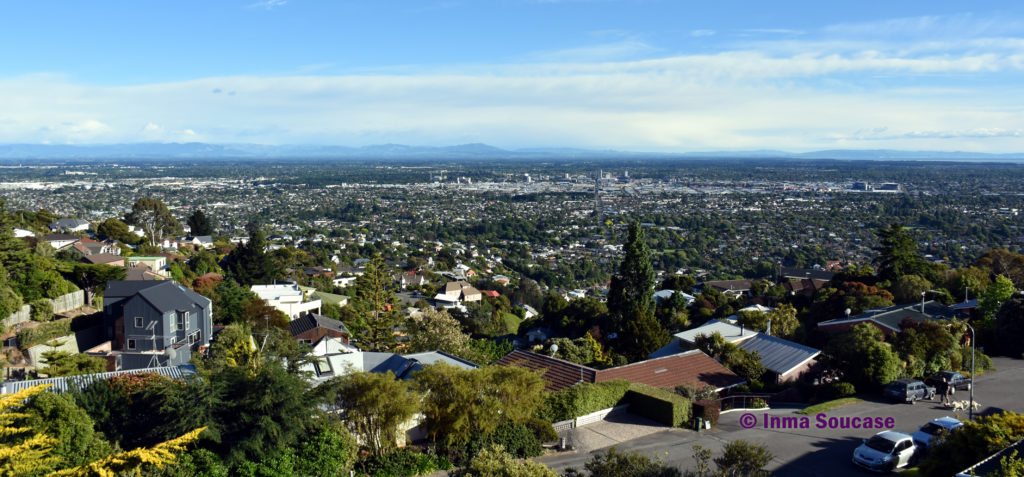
844,308 -> 852,318
549,344 -> 559,356
166,346 -> 177,361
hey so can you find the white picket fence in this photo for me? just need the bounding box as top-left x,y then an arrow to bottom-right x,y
552,404 -> 631,433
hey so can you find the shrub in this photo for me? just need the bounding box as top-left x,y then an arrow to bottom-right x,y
749,398 -> 768,409
523,417 -> 558,443
356,448 -> 453,477
484,421 -> 543,458
625,383 -> 691,427
17,319 -> 72,349
30,299 -> 54,322
692,399 -> 721,428
536,380 -> 631,422
818,381 -> 856,401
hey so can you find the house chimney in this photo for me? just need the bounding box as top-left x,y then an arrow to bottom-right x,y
766,319 -> 772,337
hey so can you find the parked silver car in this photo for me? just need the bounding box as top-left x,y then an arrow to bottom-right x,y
911,416 -> 963,449
853,431 -> 917,472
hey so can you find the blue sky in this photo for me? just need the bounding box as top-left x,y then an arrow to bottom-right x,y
3,0 -> 1024,151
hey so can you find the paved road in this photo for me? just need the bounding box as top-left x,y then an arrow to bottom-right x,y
539,357 -> 1024,475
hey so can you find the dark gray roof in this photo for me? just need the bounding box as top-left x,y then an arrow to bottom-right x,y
780,267 -> 835,281
1,365 -> 195,394
737,334 -> 820,375
818,300 -> 955,332
105,280 -> 166,299
106,280 -> 210,313
289,313 -> 350,337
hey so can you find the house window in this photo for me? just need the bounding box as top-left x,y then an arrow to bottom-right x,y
189,330 -> 202,345
177,312 -> 190,331
134,317 -> 144,328
127,339 -> 136,350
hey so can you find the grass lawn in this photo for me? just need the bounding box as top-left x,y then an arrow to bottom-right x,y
795,397 -> 862,415
501,312 -> 523,334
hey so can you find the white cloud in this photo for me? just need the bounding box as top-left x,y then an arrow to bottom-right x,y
247,0 -> 287,10
4,14 -> 1024,151
690,29 -> 716,38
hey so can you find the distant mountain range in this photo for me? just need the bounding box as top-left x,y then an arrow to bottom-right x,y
1,142 -> 1023,161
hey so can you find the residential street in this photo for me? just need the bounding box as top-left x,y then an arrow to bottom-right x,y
539,357 -> 1024,475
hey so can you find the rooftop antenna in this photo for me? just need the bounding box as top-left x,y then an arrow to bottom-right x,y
145,321 -> 160,368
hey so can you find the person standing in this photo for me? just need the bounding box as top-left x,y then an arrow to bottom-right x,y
938,378 -> 949,405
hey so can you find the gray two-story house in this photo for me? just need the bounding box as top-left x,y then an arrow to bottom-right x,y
103,280 -> 213,370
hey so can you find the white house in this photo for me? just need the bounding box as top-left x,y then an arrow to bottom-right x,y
13,228 -> 35,238
251,283 -> 322,319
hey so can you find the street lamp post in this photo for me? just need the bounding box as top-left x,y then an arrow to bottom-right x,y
966,322 -> 976,420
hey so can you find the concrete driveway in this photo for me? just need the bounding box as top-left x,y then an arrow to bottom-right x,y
539,357 -> 1024,476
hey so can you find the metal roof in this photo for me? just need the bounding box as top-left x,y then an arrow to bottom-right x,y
1,365 -> 196,394
674,319 -> 758,345
737,334 -> 820,376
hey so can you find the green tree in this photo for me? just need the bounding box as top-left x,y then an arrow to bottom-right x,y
221,223 -> 279,286
38,350 -> 106,377
918,411 -> 1024,477
125,197 -> 183,247
694,332 -> 765,384
95,218 -> 136,244
980,274 -> 1017,321
416,364 -> 545,457
211,278 -> 258,325
320,371 -> 421,455
890,274 -> 933,304
874,223 -> 927,282
455,445 -> 557,477
563,447 -> 681,477
714,440 -> 773,477
824,323 -> 901,390
354,254 -> 400,351
406,308 -> 473,358
187,209 -> 215,237
66,263 -> 126,306
765,303 -> 799,338
22,392 -> 111,468
608,223 -> 669,361
994,297 -> 1024,358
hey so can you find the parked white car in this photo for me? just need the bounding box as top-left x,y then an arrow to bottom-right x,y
853,431 -> 917,472
911,416 -> 963,449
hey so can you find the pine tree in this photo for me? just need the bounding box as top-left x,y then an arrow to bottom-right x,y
874,223 -> 927,282
607,223 -> 669,361
354,255 -> 400,351
186,209 -> 214,237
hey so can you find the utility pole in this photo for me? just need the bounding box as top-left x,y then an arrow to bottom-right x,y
966,322 -> 976,420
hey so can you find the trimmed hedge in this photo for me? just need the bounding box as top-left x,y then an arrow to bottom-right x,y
17,319 -> 72,349
625,383 -> 692,427
355,449 -> 453,477
692,399 -> 721,428
537,380 -> 631,422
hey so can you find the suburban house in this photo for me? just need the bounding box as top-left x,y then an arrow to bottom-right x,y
303,350 -> 477,383
497,349 -> 745,393
333,276 -> 359,288
816,300 -> 955,336
83,253 -> 125,267
653,289 -> 696,305
185,236 -> 215,249
700,279 -> 753,298
395,270 -> 431,289
651,319 -> 821,383
434,280 -> 482,307
251,283 -> 322,319
49,218 -> 90,233
44,233 -> 81,250
13,228 -> 35,238
126,256 -> 169,277
71,238 -> 120,258
289,313 -> 351,346
125,263 -> 164,281
102,280 -> 213,370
